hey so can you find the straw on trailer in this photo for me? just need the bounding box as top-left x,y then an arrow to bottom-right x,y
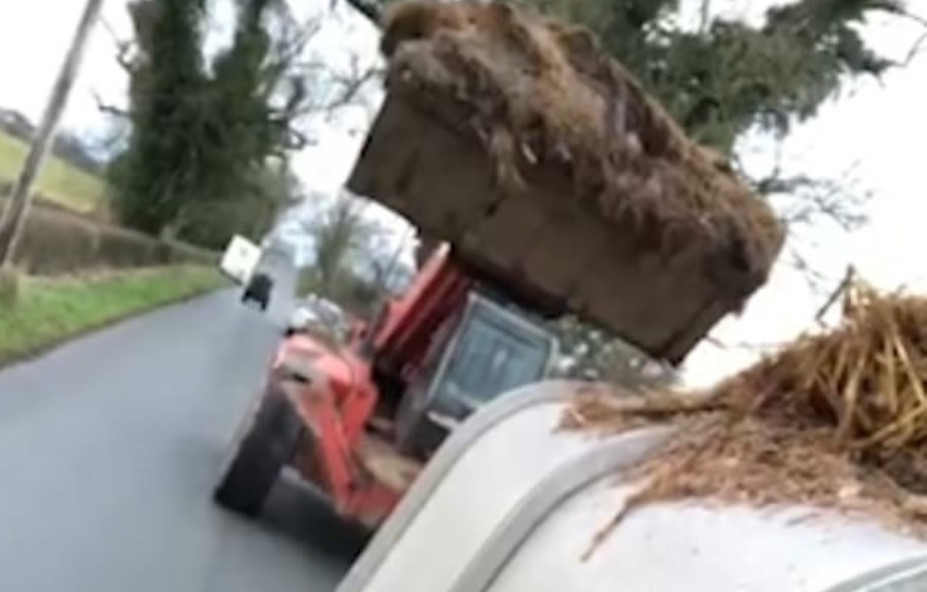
565,281 -> 927,555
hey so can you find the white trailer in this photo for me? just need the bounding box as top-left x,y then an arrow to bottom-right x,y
219,235 -> 261,284
337,380 -> 927,592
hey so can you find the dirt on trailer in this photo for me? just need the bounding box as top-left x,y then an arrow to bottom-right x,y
350,1 -> 784,362
564,281 -> 927,555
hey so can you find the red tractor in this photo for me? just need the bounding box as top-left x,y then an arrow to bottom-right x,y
212,39 -> 782,527
214,244 -> 559,527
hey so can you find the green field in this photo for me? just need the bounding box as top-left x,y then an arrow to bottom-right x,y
0,129 -> 106,214
0,265 -> 223,363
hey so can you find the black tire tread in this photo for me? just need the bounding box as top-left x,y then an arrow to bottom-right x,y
213,394 -> 297,517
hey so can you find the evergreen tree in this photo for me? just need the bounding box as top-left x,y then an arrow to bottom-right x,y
110,0 -> 307,248
109,0 -> 209,235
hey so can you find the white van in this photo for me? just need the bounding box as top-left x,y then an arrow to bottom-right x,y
219,235 -> 261,284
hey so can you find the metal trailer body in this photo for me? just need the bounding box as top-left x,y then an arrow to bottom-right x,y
336,380 -> 927,592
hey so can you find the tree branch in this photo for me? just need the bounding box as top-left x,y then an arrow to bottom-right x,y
339,0 -> 382,27
884,7 -> 927,68
698,0 -> 712,33
322,59 -> 381,113
93,92 -> 130,118
814,265 -> 855,326
101,16 -> 135,74
898,29 -> 927,67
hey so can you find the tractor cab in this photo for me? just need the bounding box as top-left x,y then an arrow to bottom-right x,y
353,244 -> 559,455
392,291 -> 557,458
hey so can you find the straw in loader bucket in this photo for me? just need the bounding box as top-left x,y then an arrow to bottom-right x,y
347,1 -> 785,363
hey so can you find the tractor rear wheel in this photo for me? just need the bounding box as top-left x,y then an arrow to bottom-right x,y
213,390 -> 300,517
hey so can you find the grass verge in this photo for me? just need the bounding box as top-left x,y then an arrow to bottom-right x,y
0,130 -> 105,214
0,265 -> 224,365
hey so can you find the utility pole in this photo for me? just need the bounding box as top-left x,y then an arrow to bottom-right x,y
0,0 -> 106,267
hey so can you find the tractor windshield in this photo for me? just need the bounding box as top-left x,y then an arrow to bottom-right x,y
393,293 -> 557,457
435,294 -> 555,413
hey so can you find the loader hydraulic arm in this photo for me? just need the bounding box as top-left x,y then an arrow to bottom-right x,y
370,245 -> 472,381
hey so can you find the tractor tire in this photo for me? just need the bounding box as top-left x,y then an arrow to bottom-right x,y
213,390 -> 300,517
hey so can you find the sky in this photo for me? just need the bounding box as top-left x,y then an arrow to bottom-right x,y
1,0 -> 926,387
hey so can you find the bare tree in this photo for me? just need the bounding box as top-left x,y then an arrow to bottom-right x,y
298,195 -> 379,296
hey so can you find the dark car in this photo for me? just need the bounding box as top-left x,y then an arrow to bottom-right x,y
242,272 -> 273,311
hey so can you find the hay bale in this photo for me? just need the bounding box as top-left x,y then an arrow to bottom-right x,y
378,1 -> 783,289
564,283 -> 927,548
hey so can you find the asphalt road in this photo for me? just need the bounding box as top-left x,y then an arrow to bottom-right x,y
0,287 -> 367,592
